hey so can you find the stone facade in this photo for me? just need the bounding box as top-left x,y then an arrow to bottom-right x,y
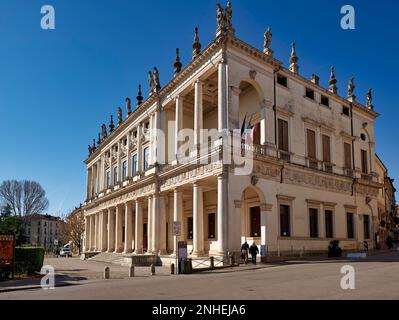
82,3 -> 384,259
24,214 -> 63,249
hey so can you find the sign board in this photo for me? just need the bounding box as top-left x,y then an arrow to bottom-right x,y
177,241 -> 187,274
0,234 -> 16,278
173,221 -> 181,236
54,239 -> 59,246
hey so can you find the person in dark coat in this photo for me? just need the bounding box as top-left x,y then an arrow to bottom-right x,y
241,241 -> 249,264
249,242 -> 259,265
387,235 -> 394,250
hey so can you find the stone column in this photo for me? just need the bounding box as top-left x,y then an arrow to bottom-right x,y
134,200 -> 143,254
151,195 -> 159,254
260,205 -> 268,262
126,133 -> 131,180
100,154 -> 106,192
147,197 -> 152,253
117,141 -> 122,183
124,202 -> 133,253
217,174 -> 228,255
218,59 -> 228,132
193,182 -> 204,256
229,86 -> 241,132
173,189 -> 183,255
84,217 -> 90,252
175,96 -> 183,159
160,196 -> 167,254
89,215 -> 95,251
101,210 -> 107,252
107,208 -> 115,253
86,168 -> 92,199
115,205 -> 123,253
137,124 -> 143,174
194,79 -> 203,147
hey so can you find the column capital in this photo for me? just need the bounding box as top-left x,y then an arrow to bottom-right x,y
230,86 -> 241,96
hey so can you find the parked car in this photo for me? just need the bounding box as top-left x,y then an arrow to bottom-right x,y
60,247 -> 73,257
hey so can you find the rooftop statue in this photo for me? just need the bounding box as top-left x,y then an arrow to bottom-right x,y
217,4 -> 224,30
148,71 -> 155,93
153,67 -> 161,91
348,78 -> 355,98
225,1 -> 233,29
264,27 -> 272,50
118,106 -> 123,125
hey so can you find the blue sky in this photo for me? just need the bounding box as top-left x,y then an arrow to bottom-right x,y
0,0 -> 398,216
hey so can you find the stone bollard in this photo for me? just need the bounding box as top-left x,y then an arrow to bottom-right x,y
129,265 -> 135,278
210,256 -> 215,270
150,264 -> 155,276
171,263 -> 175,275
104,266 -> 110,279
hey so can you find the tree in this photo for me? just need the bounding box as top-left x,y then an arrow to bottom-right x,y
0,180 -> 49,216
0,203 -> 12,217
0,215 -> 25,245
61,206 -> 85,254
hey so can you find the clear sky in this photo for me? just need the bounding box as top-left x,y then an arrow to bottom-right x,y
0,0 -> 398,216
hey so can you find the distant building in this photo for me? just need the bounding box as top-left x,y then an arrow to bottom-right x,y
23,214 -> 64,249
375,155 -> 397,247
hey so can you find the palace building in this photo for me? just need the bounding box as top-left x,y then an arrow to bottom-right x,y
82,2 -> 383,263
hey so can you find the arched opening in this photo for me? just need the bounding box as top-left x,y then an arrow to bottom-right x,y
239,81 -> 262,146
240,186 -> 264,245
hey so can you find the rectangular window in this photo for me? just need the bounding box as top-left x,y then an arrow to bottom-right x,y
277,74 -> 288,87
132,154 -> 138,176
106,171 -> 111,188
208,213 -> 216,239
143,147 -> 150,171
322,135 -> 331,163
321,95 -> 329,107
187,217 -> 193,240
122,160 -> 127,180
305,88 -> 315,100
344,143 -> 352,169
363,215 -> 370,239
278,119 -> 289,152
113,166 -> 118,184
280,205 -> 291,237
361,150 -> 368,174
307,129 -> 316,159
342,105 -> 350,116
250,207 -> 261,237
325,210 -> 334,238
309,208 -> 319,238
347,213 -> 355,239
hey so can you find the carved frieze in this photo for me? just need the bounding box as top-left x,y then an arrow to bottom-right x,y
283,168 -> 352,194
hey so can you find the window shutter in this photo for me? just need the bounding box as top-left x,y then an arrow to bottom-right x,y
361,150 -> 368,173
322,135 -> 331,163
307,129 -> 316,159
344,143 -> 352,169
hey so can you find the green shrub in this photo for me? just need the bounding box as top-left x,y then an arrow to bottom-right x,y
15,247 -> 45,275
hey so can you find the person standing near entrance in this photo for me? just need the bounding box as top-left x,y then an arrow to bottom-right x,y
241,241 -> 249,264
249,242 -> 259,265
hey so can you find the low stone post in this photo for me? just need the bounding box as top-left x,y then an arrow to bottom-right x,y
210,256 -> 215,270
171,263 -> 175,275
150,264 -> 155,276
230,254 -> 235,267
129,265 -> 135,278
104,266 -> 110,279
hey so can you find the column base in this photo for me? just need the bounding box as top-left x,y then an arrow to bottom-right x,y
107,249 -> 115,253
123,249 -> 133,254
191,251 -> 205,257
134,250 -> 143,255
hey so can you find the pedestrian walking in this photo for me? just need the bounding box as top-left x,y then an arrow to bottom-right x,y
363,241 -> 369,253
241,241 -> 249,264
249,242 -> 259,265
